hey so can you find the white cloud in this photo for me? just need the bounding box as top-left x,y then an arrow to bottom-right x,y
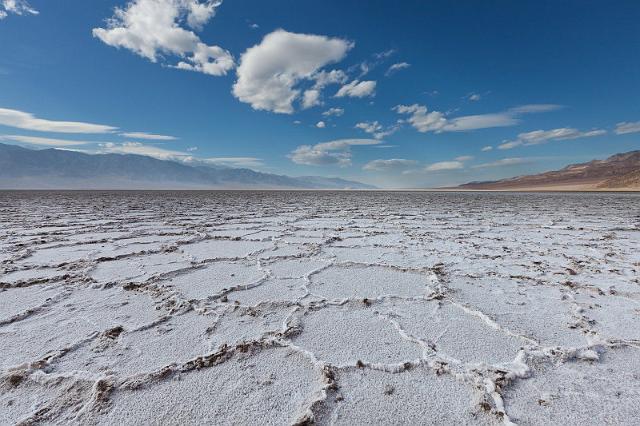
0,107 -> 117,133
385,62 -> 410,76
472,157 -> 529,168
508,104 -> 563,114
120,131 -> 177,140
0,135 -> 92,147
316,121 -> 326,128
233,29 -> 352,114
363,158 -> 418,171
481,145 -> 493,152
468,93 -> 481,101
302,90 -> 321,109
0,0 -> 38,18
93,0 -> 234,77
425,161 -> 464,171
455,155 -> 474,162
335,80 -> 376,98
322,107 -> 344,117
355,121 -> 382,134
394,103 -> 561,134
288,138 -> 380,167
313,69 -> 348,88
498,127 -> 606,150
615,121 -> 640,135
199,156 -> 264,168
100,141 -> 189,160
355,120 -> 398,140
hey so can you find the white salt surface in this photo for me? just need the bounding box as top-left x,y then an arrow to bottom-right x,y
1,191 -> 639,425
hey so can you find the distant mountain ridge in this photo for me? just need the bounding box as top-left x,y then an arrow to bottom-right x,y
457,151 -> 640,190
0,143 -> 375,190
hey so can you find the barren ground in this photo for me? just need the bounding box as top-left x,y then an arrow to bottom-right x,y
1,191 -> 639,425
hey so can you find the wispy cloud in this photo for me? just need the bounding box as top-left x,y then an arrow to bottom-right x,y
99,141 -> 189,160
335,80 -> 376,98
472,157 -> 530,168
425,160 -> 464,171
0,0 -> 38,19
498,127 -> 606,150
394,103 -> 562,134
385,62 -> 410,77
288,138 -> 380,167
197,157 -> 264,168
0,107 -> 117,134
363,158 -> 418,171
0,134 -> 93,147
615,121 -> 640,135
120,132 -> 177,141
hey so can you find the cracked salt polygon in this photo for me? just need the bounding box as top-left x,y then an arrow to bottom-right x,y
266,258 -> 330,278
99,347 -> 323,425
162,261 -> 265,300
52,312 -> 215,377
90,252 -> 193,284
383,299 -> 529,365
207,305 -> 293,349
180,239 -> 272,261
503,347 -> 640,425
308,264 -> 432,300
446,275 -> 588,347
226,278 -> 308,306
0,286 -> 160,368
317,366 -> 497,425
290,304 -> 423,366
0,284 -> 65,323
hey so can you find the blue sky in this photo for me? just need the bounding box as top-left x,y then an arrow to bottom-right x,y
1,0 -> 639,187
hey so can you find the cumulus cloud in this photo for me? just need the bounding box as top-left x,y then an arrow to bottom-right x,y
322,107 -> 344,117
498,127 -> 606,150
0,135 -> 92,147
481,145 -> 493,152
0,107 -> 117,133
385,62 -> 410,76
394,103 -> 561,134
362,158 -> 418,171
0,0 -> 38,19
472,157 -> 529,168
355,120 -> 398,140
316,121 -> 326,128
615,121 -> 640,135
425,161 -> 464,171
120,132 -> 177,140
93,0 -> 234,76
302,90 -> 321,109
233,30 -> 352,114
288,138 -> 380,167
335,80 -> 376,98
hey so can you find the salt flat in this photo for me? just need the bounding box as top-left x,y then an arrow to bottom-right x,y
1,191 -> 639,425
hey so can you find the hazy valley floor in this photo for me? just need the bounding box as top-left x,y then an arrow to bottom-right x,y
1,191 -> 639,425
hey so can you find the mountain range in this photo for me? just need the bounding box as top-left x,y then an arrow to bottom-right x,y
457,151 -> 640,190
0,143 -> 375,190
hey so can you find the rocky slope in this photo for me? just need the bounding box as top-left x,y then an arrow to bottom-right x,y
458,151 -> 640,190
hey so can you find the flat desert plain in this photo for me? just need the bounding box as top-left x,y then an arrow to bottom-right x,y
1,191 -> 639,425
